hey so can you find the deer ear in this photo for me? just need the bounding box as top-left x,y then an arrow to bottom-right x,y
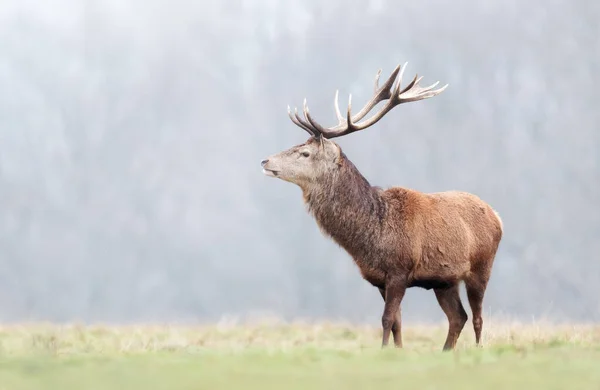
322,139 -> 341,164
334,144 -> 342,165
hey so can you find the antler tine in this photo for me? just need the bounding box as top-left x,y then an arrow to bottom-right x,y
303,98 -> 329,137
288,105 -> 319,137
346,94 -> 354,131
298,100 -> 324,138
397,72 -> 418,96
374,69 -> 382,93
416,80 -> 441,95
389,63 -> 409,103
334,90 -> 344,122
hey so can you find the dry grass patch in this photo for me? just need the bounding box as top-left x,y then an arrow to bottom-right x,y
0,320 -> 598,356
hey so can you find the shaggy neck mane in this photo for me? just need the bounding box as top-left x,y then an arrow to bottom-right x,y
302,152 -> 387,259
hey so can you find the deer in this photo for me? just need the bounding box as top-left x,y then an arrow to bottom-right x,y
260,62 -> 503,351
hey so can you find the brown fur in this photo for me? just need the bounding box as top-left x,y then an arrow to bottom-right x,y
263,137 -> 503,350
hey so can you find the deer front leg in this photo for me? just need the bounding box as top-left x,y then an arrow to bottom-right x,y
379,287 -> 403,347
381,278 -> 407,348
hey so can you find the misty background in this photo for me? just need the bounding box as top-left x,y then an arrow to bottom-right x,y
0,0 -> 598,324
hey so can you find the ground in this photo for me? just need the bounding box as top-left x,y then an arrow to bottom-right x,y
0,320 -> 599,389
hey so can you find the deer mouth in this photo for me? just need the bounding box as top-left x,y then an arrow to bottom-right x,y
262,168 -> 280,177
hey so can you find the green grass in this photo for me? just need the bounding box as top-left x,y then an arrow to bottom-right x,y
0,321 -> 599,389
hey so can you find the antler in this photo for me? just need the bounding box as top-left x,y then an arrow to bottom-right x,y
287,62 -> 448,139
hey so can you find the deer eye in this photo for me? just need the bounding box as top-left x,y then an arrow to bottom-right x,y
301,151 -> 310,158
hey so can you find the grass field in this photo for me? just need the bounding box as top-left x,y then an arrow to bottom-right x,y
1,320 -> 599,389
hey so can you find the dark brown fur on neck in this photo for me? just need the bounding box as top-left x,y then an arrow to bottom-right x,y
303,153 -> 387,264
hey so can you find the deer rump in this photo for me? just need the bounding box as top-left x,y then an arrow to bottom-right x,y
392,189 -> 503,291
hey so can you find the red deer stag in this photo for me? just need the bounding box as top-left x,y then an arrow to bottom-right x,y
261,63 -> 503,351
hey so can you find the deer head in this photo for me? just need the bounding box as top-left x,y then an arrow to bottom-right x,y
261,62 -> 448,188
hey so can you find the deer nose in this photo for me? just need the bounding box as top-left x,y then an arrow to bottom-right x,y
261,159 -> 269,167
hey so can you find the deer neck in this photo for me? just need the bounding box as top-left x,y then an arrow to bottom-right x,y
302,155 -> 386,260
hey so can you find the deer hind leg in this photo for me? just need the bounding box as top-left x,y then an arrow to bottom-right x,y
465,272 -> 491,346
434,284 -> 468,351
379,287 -> 403,347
